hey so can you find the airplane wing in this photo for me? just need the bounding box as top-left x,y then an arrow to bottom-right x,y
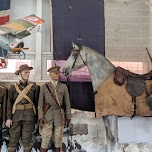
0,14 -> 44,35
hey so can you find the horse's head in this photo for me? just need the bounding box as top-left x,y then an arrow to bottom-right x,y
62,42 -> 87,77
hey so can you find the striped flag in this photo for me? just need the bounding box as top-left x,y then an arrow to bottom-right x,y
0,0 -> 10,61
0,0 -> 10,25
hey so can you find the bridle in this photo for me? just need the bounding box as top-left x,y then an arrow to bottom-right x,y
67,48 -> 86,79
66,48 -> 87,97
66,46 -> 97,96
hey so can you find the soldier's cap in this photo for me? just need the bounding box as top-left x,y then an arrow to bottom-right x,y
47,65 -> 60,73
15,64 -> 33,75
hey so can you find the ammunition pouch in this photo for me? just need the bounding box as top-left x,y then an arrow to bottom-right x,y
114,66 -> 128,86
16,103 -> 33,110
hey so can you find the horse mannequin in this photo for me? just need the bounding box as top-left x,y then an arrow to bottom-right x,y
62,42 -> 118,152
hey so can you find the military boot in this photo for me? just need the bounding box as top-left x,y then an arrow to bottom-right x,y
40,147 -> 48,152
54,147 -> 60,152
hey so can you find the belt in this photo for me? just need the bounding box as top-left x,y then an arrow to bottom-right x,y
50,104 -> 63,110
16,103 -> 33,110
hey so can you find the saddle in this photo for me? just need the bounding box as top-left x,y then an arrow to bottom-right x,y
114,66 -> 152,118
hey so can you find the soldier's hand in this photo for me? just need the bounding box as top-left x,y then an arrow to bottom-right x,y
5,119 -> 12,128
39,117 -> 46,128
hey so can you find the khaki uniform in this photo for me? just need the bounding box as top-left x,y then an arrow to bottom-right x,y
38,82 -> 71,149
6,81 -> 39,152
0,86 -> 7,147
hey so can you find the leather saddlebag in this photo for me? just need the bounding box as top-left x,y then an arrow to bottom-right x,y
114,66 -> 128,86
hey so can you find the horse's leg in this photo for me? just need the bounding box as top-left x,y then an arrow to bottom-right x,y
103,115 -> 118,152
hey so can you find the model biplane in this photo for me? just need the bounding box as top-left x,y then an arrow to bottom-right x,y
0,14 -> 44,59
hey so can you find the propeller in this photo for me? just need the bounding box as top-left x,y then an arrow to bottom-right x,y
13,47 -> 29,52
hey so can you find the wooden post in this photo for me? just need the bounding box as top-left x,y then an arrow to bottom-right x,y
35,0 -> 42,80
50,0 -> 54,65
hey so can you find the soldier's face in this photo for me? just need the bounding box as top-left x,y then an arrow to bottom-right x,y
50,71 -> 60,81
20,69 -> 30,81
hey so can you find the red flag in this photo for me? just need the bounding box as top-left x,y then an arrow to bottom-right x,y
0,0 -> 10,25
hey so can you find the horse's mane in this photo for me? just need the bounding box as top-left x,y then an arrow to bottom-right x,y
81,45 -> 103,56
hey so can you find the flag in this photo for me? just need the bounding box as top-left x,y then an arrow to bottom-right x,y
0,0 -> 10,25
53,0 -> 105,60
0,0 -> 10,57
53,0 -> 104,111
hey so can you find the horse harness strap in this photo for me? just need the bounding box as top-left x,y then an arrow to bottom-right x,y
79,53 -> 87,66
13,83 -> 36,114
126,77 -> 146,118
114,67 -> 150,118
70,49 -> 86,74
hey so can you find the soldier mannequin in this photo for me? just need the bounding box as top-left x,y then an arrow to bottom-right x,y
38,65 -> 71,152
5,64 -> 39,152
0,86 -> 7,151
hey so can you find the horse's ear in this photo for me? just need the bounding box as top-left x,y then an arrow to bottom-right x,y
71,41 -> 76,48
71,41 -> 75,46
71,41 -> 79,50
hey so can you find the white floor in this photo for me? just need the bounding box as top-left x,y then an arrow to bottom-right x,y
1,145 -> 54,152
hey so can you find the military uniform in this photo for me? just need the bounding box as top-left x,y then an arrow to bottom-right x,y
38,66 -> 71,152
0,86 -> 7,147
6,81 -> 39,152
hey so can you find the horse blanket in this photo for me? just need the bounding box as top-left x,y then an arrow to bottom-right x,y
95,74 -> 152,118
